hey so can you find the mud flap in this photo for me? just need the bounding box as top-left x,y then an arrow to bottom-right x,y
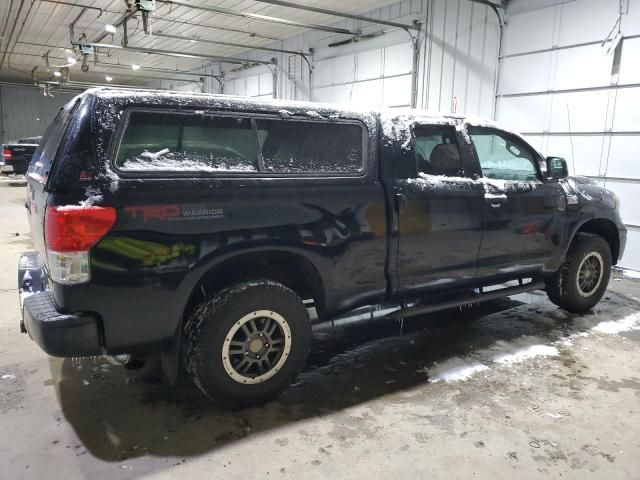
160,326 -> 182,385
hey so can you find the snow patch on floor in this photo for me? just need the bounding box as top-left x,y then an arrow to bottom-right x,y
590,312 -> 640,334
428,360 -> 489,383
492,344 -> 560,365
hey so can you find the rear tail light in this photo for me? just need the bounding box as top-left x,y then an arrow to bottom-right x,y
2,148 -> 11,161
45,206 -> 117,284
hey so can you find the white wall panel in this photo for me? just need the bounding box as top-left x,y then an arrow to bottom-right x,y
333,55 -> 357,84
496,96 -> 548,133
548,90 -> 610,132
499,53 -> 554,94
352,79 -> 384,106
544,135 -> 606,176
605,136 -> 640,179
554,45 -> 614,90
383,43 -> 413,76
383,74 -> 412,107
612,88 -> 640,131
259,73 -> 273,95
502,7 -> 556,55
557,0 -> 620,46
622,230 -> 640,267
601,180 -> 640,225
246,76 -> 259,97
313,59 -> 333,87
356,50 -> 382,81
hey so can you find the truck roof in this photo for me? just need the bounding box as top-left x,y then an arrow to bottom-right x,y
76,87 -> 523,146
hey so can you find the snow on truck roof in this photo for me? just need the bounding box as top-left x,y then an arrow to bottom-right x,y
81,87 -> 522,142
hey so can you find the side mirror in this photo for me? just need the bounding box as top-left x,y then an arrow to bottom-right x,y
546,156 -> 568,180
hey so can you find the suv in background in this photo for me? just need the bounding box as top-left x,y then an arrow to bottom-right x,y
18,88 -> 626,407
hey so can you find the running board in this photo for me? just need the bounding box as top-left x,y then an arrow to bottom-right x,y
385,280 -> 545,320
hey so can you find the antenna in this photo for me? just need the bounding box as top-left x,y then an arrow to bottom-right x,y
566,103 -> 576,176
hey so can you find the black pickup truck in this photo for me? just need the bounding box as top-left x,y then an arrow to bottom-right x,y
2,136 -> 41,174
18,88 -> 626,406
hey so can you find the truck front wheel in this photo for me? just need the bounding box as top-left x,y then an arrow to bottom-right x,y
183,280 -> 311,407
545,234 -> 612,313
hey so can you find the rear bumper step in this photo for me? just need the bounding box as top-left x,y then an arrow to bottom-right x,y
22,291 -> 102,357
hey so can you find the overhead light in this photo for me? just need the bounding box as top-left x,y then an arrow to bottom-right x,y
67,56 -> 77,65
189,39 -> 197,43
53,70 -> 62,77
131,64 -> 140,70
105,24 -> 117,34
105,75 -> 113,82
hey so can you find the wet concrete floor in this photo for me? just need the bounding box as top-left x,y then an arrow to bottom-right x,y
1,179 -> 639,479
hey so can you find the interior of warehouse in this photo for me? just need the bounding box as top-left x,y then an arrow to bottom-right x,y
1,0 -> 638,267
1,1 -> 640,478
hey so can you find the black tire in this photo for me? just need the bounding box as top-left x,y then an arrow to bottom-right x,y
183,280 -> 311,408
545,234 -> 612,313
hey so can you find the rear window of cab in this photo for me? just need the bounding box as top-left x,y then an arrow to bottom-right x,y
113,110 -> 365,175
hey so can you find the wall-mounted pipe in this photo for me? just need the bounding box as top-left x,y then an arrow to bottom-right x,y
72,41 -> 276,66
152,32 -> 312,71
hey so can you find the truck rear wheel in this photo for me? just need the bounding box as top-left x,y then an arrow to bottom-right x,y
545,234 -> 612,313
183,280 -> 311,408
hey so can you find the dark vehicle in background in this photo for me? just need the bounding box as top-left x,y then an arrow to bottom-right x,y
2,136 -> 42,174
18,88 -> 626,407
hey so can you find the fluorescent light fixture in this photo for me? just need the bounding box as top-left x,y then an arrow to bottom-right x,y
131,64 -> 140,70
67,56 -> 77,65
105,75 -> 113,82
53,70 -> 62,77
105,24 -> 117,33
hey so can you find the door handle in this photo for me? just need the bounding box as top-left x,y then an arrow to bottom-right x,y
395,193 -> 408,213
484,194 -> 507,208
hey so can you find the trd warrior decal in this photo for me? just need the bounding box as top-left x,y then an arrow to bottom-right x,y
124,205 -> 224,222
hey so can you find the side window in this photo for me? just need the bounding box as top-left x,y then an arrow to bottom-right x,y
468,127 -> 537,181
115,111 -> 258,172
28,101 -> 77,182
414,125 -> 464,177
254,119 -> 363,174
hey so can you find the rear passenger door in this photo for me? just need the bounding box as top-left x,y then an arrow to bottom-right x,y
468,127 -> 562,277
390,123 -> 485,294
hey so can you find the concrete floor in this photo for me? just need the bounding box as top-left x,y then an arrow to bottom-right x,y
1,178 -> 640,480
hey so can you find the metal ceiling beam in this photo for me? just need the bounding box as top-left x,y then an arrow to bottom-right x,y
251,0 -> 420,31
72,41 -> 275,66
157,0 -> 358,36
39,0 -> 105,16
153,32 -> 311,69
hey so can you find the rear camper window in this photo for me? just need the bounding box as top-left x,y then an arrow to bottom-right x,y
28,101 -> 77,183
255,119 -> 364,174
115,111 -> 258,172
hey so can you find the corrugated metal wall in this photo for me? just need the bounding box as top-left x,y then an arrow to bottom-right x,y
0,85 -> 76,144
497,0 -> 640,269
221,0 -> 500,117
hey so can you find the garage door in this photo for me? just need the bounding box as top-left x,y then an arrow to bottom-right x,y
311,41 -> 414,108
225,68 -> 274,100
496,0 -> 640,269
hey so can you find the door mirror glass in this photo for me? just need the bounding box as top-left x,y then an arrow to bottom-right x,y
546,156 -> 568,180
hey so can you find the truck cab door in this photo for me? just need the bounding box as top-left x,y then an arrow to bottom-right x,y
385,122 -> 484,296
467,126 -> 564,278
